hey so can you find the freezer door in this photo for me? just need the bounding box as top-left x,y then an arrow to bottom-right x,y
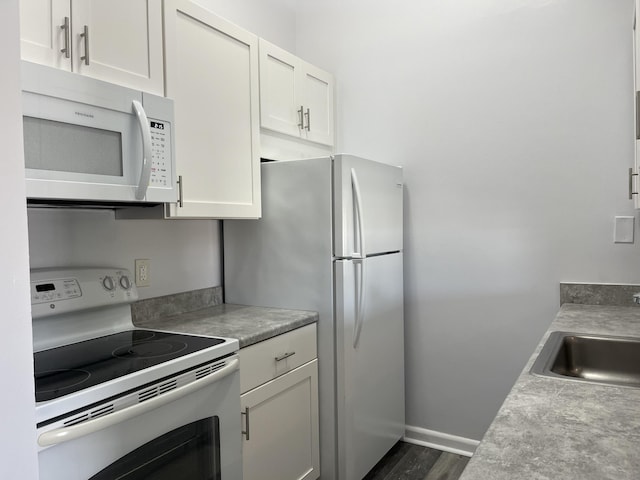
334,253 -> 405,480
333,154 -> 403,258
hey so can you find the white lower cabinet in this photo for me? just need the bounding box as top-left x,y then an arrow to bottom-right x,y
240,324 -> 319,480
241,361 -> 319,480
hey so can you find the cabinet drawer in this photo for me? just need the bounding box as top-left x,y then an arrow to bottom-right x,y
240,323 -> 317,393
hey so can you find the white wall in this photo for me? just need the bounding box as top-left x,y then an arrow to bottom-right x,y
1,0 -> 38,477
28,209 -> 221,299
192,0 -> 297,51
295,0 -> 638,443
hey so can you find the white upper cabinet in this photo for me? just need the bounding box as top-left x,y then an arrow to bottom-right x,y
300,63 -> 334,146
19,0 -> 163,95
19,0 -> 71,71
163,0 -> 261,219
71,1 -> 163,94
259,39 -> 335,146
259,43 -> 300,137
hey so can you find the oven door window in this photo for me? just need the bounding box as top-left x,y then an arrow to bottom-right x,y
89,417 -> 220,480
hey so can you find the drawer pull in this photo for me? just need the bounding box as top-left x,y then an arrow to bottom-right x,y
275,351 -> 295,362
241,406 -> 250,441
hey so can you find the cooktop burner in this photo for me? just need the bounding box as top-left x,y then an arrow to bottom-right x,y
34,330 -> 225,402
36,369 -> 91,394
112,340 -> 188,359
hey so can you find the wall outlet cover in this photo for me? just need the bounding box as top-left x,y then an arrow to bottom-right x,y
135,259 -> 150,287
614,216 -> 634,244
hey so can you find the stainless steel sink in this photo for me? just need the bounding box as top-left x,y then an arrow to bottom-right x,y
530,331 -> 640,388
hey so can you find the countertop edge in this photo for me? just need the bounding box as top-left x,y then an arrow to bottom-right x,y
460,303 -> 640,480
133,303 -> 319,349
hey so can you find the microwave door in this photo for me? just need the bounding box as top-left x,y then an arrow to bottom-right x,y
21,61 -> 177,205
23,92 -> 140,202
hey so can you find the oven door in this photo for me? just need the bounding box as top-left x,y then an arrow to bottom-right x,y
36,356 -> 241,480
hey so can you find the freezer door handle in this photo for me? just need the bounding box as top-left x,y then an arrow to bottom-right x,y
351,168 -> 367,348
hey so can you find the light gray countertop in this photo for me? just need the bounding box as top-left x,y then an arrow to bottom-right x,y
460,304 -> 640,480
133,303 -> 318,348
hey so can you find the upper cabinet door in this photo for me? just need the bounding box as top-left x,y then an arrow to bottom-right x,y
70,0 -> 163,95
19,0 -> 71,71
19,0 -> 163,94
164,0 -> 261,219
259,40 -> 301,137
259,38 -> 335,147
301,62 -> 334,146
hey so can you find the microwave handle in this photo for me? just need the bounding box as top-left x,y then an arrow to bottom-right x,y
132,100 -> 153,200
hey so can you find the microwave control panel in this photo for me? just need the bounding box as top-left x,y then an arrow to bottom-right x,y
149,120 -> 172,188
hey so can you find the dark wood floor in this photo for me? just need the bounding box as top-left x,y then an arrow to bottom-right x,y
363,441 -> 469,480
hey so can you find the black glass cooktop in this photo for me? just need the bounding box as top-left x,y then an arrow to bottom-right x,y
34,330 -> 225,402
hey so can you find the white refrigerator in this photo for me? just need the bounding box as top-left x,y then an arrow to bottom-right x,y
224,154 -> 404,480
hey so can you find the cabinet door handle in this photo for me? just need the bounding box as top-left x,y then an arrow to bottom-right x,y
275,351 -> 295,362
241,406 -> 250,441
304,108 -> 311,131
298,105 -> 304,129
629,168 -> 638,200
636,92 -> 640,140
60,17 -> 70,58
177,175 -> 184,207
80,25 -> 90,65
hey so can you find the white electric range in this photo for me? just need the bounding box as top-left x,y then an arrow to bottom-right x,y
31,267 -> 241,480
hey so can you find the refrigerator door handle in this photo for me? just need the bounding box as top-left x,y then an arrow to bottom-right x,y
351,168 -> 367,348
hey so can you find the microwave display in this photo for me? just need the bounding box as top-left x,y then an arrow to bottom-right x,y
23,116 -> 124,177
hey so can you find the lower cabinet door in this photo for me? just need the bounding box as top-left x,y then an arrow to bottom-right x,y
241,360 -> 319,480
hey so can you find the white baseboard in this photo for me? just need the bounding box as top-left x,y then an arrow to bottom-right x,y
403,425 -> 480,457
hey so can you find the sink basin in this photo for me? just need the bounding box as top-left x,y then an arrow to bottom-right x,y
530,331 -> 640,388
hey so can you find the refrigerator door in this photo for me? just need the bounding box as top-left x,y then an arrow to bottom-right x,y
335,253 -> 405,480
333,154 -> 403,258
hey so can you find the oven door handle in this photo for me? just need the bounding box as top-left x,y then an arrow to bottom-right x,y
38,358 -> 239,448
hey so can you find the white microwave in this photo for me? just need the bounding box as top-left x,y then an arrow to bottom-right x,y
21,61 -> 177,205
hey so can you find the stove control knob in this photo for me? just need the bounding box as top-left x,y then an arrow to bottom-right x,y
102,276 -> 116,291
119,275 -> 131,290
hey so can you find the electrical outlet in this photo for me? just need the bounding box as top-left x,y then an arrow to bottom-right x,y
135,259 -> 150,287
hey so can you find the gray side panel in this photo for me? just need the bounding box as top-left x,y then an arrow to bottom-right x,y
223,157 -> 338,479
